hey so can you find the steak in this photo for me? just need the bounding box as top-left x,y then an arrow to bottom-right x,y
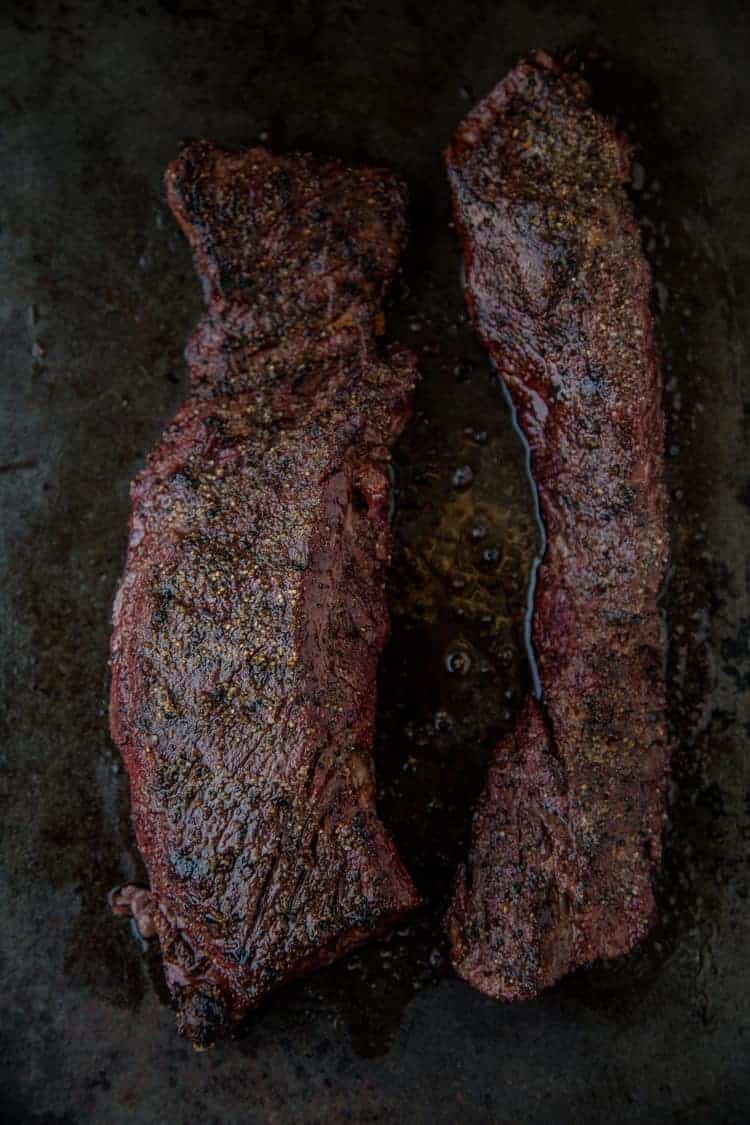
445,53 -> 669,999
110,141 -> 421,1046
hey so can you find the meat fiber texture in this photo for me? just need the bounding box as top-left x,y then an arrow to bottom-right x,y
445,53 -> 669,999
110,141 -> 420,1047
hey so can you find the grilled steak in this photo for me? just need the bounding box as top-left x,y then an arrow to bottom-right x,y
110,141 -> 420,1046
445,53 -> 669,999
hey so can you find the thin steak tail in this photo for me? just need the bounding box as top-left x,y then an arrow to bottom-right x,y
446,699 -> 576,999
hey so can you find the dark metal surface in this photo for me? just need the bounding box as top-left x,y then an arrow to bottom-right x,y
1,2 -> 748,1121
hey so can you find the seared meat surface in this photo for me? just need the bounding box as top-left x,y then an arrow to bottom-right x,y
110,142 -> 420,1046
445,54 -> 669,999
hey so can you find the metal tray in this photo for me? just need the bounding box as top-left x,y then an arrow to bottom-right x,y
1,2 -> 748,1121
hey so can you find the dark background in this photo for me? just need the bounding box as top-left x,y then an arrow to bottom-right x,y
1,1 -> 748,1121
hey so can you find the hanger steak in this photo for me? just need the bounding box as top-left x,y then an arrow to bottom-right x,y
445,53 -> 669,999
110,142 -> 420,1046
